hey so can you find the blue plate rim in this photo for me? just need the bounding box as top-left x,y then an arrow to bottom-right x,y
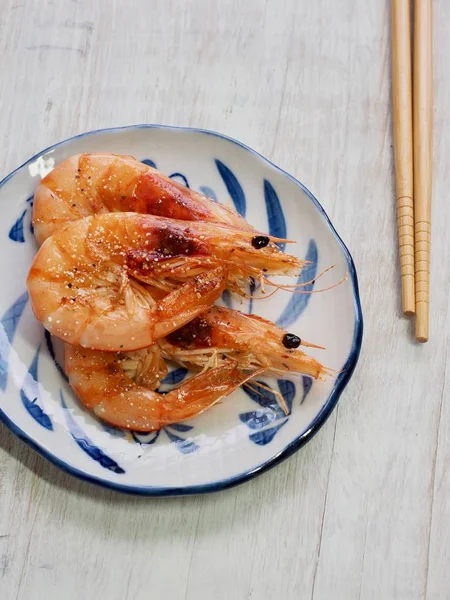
0,124 -> 363,496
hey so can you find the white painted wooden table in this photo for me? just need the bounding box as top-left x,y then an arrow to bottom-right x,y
1,1 -> 449,598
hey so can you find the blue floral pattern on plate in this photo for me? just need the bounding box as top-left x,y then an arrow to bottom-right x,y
0,291 -> 29,391
215,159 -> 246,216
240,376 -> 313,445
9,196 -> 33,243
60,390 -> 125,474
20,346 -> 53,431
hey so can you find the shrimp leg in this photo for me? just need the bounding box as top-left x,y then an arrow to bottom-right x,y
65,345 -> 262,431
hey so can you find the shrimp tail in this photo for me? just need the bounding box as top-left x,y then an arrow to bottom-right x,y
144,363 -> 264,429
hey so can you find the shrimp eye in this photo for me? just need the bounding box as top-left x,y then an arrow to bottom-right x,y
282,333 -> 301,349
251,235 -> 270,249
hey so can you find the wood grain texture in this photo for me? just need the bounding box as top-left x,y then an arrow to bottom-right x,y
0,1 -> 449,599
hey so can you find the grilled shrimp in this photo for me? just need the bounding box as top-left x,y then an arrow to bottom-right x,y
61,297 -> 328,421
27,217 -> 228,351
64,345 -> 261,431
85,304 -> 328,412
109,296 -> 328,380
27,213 -> 302,350
160,306 -> 328,379
33,152 -> 253,245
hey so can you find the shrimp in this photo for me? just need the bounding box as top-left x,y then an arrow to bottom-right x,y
27,213 -> 303,350
110,288 -> 328,380
64,345 -> 261,431
159,306 -> 328,380
32,153 -> 310,296
126,287 -> 330,382
61,300 -> 328,420
33,152 -> 253,245
27,217 -> 228,350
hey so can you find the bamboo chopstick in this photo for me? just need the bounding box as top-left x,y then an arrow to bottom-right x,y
392,0 -> 415,316
413,0 -> 433,343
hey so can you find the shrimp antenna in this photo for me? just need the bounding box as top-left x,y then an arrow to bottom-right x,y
243,380 -> 289,416
249,271 -> 349,299
262,264 -> 336,289
272,272 -> 349,295
238,287 -> 281,301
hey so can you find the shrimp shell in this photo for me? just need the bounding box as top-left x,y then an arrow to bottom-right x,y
33,153 -> 253,245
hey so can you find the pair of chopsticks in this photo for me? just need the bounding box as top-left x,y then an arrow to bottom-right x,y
392,0 -> 432,342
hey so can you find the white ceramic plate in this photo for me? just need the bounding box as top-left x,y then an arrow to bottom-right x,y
0,125 -> 362,495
